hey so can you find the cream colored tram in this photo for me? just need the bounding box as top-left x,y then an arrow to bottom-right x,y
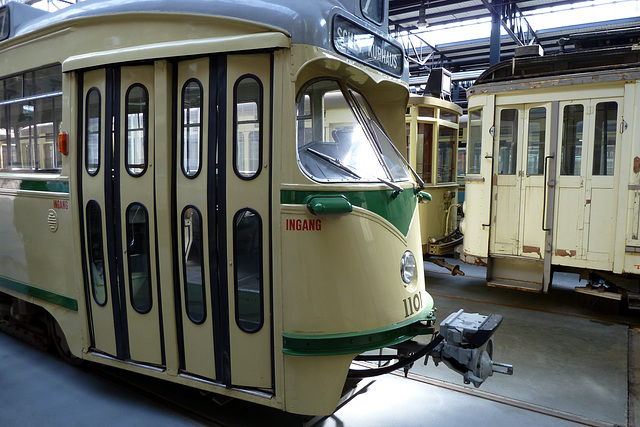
462,37 -> 640,308
405,94 -> 463,256
0,0 -> 509,417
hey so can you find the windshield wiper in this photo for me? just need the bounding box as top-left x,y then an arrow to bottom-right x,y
306,148 -> 361,179
306,147 -> 403,194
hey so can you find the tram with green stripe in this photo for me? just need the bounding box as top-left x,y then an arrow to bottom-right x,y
0,0 -> 510,416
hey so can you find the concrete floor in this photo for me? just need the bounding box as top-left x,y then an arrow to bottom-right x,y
0,260 -> 636,426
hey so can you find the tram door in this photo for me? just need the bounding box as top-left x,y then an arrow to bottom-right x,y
554,99 -> 621,266
80,66 -> 163,364
174,54 -> 272,388
490,104 -> 551,258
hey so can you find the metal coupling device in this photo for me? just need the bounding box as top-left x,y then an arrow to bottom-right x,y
427,309 -> 513,387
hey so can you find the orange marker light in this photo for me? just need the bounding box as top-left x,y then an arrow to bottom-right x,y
58,131 -> 68,155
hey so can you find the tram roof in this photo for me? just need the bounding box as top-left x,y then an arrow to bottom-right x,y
6,0 -> 390,50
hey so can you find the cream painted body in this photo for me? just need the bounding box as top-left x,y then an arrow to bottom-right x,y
464,75 -> 640,289
0,4 -> 434,417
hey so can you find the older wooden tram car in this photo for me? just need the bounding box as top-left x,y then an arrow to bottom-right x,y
461,32 -> 640,308
405,92 -> 463,257
0,0 -> 509,416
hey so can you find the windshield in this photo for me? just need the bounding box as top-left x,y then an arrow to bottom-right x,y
296,79 -> 410,184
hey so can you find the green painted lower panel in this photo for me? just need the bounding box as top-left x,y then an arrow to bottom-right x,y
282,309 -> 435,356
0,276 -> 78,311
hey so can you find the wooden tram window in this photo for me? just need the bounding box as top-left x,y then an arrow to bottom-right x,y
233,209 -> 263,333
126,203 -> 152,314
85,88 -> 101,176
498,109 -> 518,175
125,84 -> 148,177
182,206 -> 206,324
592,102 -> 617,176
86,201 -> 107,306
437,126 -> 456,183
560,105 -> 584,176
467,109 -> 482,174
181,79 -> 203,178
234,76 -> 262,179
417,122 -> 433,183
527,107 -> 547,175
0,7 -> 8,42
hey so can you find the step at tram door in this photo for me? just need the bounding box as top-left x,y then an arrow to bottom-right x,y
78,54 -> 273,389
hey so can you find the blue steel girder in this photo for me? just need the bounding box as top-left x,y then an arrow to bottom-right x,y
481,0 -> 540,47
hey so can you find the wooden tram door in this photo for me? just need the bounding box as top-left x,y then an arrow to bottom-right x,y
80,66 -> 163,364
174,54 -> 272,388
554,98 -> 621,268
491,103 -> 551,258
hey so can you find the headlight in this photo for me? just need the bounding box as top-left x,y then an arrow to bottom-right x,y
400,251 -> 417,284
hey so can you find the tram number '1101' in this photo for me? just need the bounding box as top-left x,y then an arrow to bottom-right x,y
403,293 -> 422,318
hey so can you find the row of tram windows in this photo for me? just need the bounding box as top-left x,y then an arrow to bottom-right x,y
0,64 -> 62,172
467,101 -> 617,176
84,72 -> 264,333
406,105 -> 458,185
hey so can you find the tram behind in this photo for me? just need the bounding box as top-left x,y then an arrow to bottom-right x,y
405,91 -> 463,257
462,32 -> 640,309
0,0 -> 510,416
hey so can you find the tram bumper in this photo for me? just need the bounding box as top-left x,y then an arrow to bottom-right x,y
429,309 -> 513,387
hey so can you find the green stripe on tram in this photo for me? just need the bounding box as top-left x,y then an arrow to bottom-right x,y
282,309 -> 435,356
280,189 -> 417,236
0,276 -> 78,311
19,180 -> 70,193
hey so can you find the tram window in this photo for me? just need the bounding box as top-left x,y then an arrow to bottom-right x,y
417,122 -> 433,184
126,203 -> 152,314
437,127 -> 456,183
86,201 -> 107,306
182,207 -> 206,324
181,80 -> 202,178
361,0 -> 384,24
467,109 -> 482,174
234,76 -> 262,179
24,66 -> 62,97
0,7 -> 8,41
440,110 -> 458,124
497,109 -> 518,175
593,102 -> 617,176
125,84 -> 148,176
297,79 -> 410,183
85,88 -> 101,176
418,107 -> 434,118
0,65 -> 62,172
560,105 -> 584,176
233,209 -> 263,333
526,107 -> 546,175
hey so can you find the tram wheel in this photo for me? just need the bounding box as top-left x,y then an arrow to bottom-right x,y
47,316 -> 83,366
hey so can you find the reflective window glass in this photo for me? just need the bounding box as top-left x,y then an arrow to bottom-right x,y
126,203 -> 152,314
417,122 -> 433,184
85,88 -> 101,175
467,109 -> 482,174
560,105 -> 584,176
182,80 -> 202,178
497,109 -> 518,175
234,209 -> 263,333
183,207 -> 206,324
527,107 -> 546,175
437,126 -> 456,183
125,84 -> 148,176
86,201 -> 107,306
593,102 -> 617,176
234,76 -> 262,179
0,7 -> 9,41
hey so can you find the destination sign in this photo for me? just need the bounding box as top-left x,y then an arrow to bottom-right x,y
332,15 -> 403,78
